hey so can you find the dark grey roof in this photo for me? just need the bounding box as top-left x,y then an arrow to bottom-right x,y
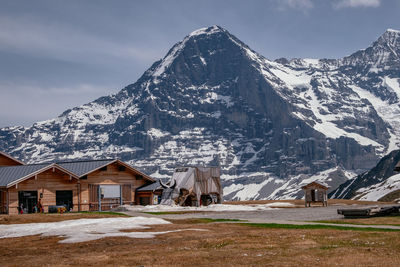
136,179 -> 166,192
57,159 -> 115,177
0,158 -> 153,187
0,163 -> 51,187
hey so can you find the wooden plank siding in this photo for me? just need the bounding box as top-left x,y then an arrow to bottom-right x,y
7,169 -> 78,215
78,162 -> 148,211
0,190 -> 7,214
0,154 -> 23,166
2,161 -> 150,214
136,190 -> 162,205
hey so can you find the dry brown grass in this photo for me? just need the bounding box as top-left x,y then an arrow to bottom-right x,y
0,212 -> 126,225
1,218 -> 400,266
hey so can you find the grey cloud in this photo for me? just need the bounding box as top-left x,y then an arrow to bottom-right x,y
0,16 -> 159,65
333,0 -> 381,8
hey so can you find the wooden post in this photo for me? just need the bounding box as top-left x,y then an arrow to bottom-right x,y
77,183 -> 81,212
98,186 -> 101,212
6,189 -> 9,215
120,185 -> 123,205
305,190 -> 307,207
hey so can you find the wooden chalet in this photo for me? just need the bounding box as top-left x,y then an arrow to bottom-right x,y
302,181 -> 328,207
0,152 -> 154,215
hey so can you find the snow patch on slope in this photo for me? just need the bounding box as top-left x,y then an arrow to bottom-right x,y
350,83 -> 400,152
354,173 -> 400,201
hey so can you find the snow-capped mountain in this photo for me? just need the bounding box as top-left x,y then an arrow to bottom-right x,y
1,26 -> 400,200
330,149 -> 400,200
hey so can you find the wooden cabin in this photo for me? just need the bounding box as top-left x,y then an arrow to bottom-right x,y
0,153 -> 154,214
135,180 -> 164,205
1,164 -> 80,214
302,181 -> 328,207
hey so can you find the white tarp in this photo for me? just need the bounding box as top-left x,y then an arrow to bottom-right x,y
160,167 -> 223,206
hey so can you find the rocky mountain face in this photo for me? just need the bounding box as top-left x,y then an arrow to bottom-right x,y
1,26 -> 400,200
330,150 -> 400,200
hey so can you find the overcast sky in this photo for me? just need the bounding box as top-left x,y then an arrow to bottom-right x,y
1,0 -> 399,127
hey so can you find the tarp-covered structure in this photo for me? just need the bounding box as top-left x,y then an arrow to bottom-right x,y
160,167 -> 223,206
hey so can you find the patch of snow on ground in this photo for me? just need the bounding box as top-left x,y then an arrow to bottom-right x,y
0,217 -> 172,243
263,202 -> 295,207
123,203 -> 278,212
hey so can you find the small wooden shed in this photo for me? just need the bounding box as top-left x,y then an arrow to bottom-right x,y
302,181 -> 328,207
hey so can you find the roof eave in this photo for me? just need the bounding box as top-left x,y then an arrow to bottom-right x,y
0,151 -> 25,165
6,163 -> 79,188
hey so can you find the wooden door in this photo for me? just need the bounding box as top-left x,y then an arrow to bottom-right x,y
88,184 -> 99,211
122,184 -> 132,205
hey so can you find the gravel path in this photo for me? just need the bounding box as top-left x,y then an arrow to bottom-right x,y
122,204 -> 400,230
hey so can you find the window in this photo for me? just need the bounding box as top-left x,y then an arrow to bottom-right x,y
118,165 -> 126,171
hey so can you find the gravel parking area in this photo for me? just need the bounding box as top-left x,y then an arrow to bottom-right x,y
123,205 -> 355,223
123,203 -> 400,227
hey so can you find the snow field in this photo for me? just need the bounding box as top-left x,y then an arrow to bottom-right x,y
0,216 -> 180,243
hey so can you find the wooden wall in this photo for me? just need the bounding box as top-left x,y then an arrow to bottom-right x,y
136,192 -> 153,205
79,162 -> 148,211
0,154 -> 23,166
0,190 -> 6,214
7,169 -> 79,215
136,190 -> 162,205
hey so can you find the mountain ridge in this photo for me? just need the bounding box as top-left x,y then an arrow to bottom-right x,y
1,26 -> 400,200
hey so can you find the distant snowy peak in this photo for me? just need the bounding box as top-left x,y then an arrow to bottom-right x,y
152,25 -> 229,77
386,28 -> 400,33
151,25 -> 264,79
189,25 -> 225,37
340,29 -> 400,69
379,28 -> 400,45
